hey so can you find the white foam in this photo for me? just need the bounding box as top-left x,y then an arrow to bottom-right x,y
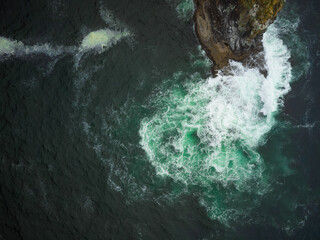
260,24 -> 292,115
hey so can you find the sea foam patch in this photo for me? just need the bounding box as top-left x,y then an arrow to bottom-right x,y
79,29 -> 129,52
73,28 -> 130,68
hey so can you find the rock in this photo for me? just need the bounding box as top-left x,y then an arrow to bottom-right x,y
193,0 -> 284,74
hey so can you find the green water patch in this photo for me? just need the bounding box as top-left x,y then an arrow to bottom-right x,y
176,0 -> 194,21
166,0 -> 194,21
139,68 -> 271,225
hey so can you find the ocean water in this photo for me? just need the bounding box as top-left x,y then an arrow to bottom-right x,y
1,0 -> 320,239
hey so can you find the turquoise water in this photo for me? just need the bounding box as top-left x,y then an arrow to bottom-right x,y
1,0 -> 319,239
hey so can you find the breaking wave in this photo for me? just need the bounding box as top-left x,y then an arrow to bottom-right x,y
139,16 -> 304,228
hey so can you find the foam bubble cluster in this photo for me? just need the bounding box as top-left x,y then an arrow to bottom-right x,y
79,29 -> 129,53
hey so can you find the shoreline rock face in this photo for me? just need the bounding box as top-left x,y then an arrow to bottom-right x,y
193,0 -> 284,73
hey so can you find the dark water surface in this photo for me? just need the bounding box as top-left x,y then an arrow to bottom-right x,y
1,0 -> 320,239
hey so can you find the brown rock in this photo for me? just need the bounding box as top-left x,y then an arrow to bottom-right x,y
193,0 -> 284,75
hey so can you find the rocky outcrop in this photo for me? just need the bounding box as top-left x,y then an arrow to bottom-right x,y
193,0 -> 284,73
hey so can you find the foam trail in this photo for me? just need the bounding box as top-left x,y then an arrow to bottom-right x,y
0,5 -> 131,68
0,28 -> 130,69
0,36 -> 75,60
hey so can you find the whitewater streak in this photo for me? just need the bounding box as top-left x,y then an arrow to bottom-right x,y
0,7 -> 131,66
139,21 -> 292,224
0,28 -> 129,61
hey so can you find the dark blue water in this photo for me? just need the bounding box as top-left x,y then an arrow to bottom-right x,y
0,0 -> 320,239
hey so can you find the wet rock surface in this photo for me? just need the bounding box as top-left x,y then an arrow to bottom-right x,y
193,0 -> 284,73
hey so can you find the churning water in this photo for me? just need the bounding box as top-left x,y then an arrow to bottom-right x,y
1,0 -> 319,239
139,13 -> 309,230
